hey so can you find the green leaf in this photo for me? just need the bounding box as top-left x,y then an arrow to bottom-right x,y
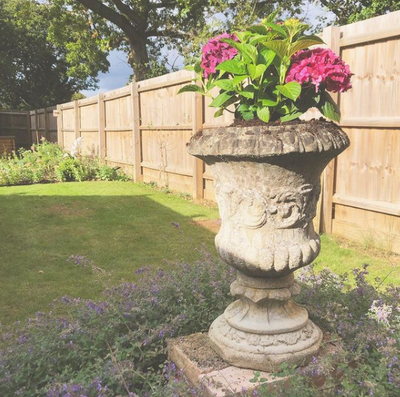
249,34 -> 269,46
232,75 -> 247,85
247,25 -> 269,35
177,84 -> 203,94
257,107 -> 270,123
183,65 -> 194,71
249,379 -> 257,383
289,36 -> 325,57
242,111 -> 254,121
258,47 -> 276,68
214,79 -> 235,91
260,378 -> 268,383
262,40 -> 289,60
235,31 -> 251,42
214,108 -> 224,118
237,104 -> 249,112
276,82 -> 301,101
237,43 -> 258,64
216,59 -> 247,75
248,64 -> 267,80
259,95 -> 278,106
209,92 -> 233,107
280,112 -> 303,122
239,85 -> 255,99
320,91 -> 341,122
194,60 -> 202,74
263,22 -> 288,38
223,39 -> 258,63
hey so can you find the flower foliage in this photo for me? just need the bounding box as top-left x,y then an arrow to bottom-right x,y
179,12 -> 353,123
286,48 -> 353,93
1,255 -> 400,396
201,33 -> 239,78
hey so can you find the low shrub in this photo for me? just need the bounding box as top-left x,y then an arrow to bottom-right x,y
0,140 -> 130,186
0,256 -> 399,396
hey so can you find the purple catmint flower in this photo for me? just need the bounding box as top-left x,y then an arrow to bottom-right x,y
286,48 -> 353,93
201,33 -> 239,78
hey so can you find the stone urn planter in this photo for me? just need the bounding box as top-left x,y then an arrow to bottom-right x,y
187,120 -> 350,372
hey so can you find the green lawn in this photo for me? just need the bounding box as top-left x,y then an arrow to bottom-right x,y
0,181 -> 398,325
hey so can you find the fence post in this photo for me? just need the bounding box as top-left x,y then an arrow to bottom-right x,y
192,80 -> 204,199
131,81 -> 142,182
44,107 -> 49,141
321,25 -> 341,234
74,100 -> 80,140
26,111 -> 32,145
98,93 -> 106,161
34,109 -> 39,144
55,105 -> 63,148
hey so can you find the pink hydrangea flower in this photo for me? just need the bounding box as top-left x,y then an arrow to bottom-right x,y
286,48 -> 353,93
201,33 -> 239,78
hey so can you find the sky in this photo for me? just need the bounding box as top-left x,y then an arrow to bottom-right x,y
81,2 -> 334,98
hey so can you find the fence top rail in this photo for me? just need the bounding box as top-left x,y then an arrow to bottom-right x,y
137,70 -> 193,91
77,97 -> 98,106
339,9 -> 400,39
0,111 -> 28,115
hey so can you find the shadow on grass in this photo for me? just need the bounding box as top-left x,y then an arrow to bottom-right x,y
0,190 -> 219,324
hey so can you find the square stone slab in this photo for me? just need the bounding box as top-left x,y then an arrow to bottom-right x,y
168,332 -> 342,396
168,333 -> 287,396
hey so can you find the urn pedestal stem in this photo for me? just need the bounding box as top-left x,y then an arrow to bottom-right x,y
188,121 -> 349,372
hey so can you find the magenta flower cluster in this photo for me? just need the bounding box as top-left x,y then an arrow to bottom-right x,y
286,48 -> 353,93
201,33 -> 239,78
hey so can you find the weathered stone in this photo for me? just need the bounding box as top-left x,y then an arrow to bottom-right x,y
168,332 -> 343,396
186,120 -> 349,372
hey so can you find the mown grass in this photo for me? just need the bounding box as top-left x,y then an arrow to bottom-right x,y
0,182 -> 219,324
0,181 -> 398,325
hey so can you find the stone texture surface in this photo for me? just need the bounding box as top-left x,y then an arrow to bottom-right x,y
168,332 -> 342,396
168,333 -> 287,396
186,121 -> 350,372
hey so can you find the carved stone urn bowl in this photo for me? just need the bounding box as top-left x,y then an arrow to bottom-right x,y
187,120 -> 350,372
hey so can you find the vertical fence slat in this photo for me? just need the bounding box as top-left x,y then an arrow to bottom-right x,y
34,109 -> 39,144
44,107 -> 49,141
56,105 -> 63,148
74,100 -> 80,140
26,112 -> 32,145
192,81 -> 204,199
98,94 -> 106,160
131,82 -> 142,182
321,25 -> 341,234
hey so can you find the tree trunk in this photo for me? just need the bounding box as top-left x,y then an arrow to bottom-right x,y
129,37 -> 151,82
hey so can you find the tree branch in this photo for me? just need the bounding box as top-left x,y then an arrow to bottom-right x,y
110,0 -> 146,30
145,29 -> 184,38
76,0 -> 141,40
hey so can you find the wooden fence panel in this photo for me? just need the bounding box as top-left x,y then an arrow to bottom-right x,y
137,71 -> 195,192
0,111 -> 30,148
327,11 -> 400,253
29,107 -> 57,144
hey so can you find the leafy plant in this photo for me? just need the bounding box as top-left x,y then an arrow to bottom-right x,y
0,139 -> 130,186
0,257 -> 399,396
179,12 -> 353,123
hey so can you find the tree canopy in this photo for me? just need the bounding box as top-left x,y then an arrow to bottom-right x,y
0,0 -> 109,110
50,0 -> 307,81
318,0 -> 400,25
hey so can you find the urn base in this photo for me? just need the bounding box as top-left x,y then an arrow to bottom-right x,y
209,315 -> 323,372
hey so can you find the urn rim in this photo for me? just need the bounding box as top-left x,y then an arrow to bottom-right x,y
187,119 -> 349,159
